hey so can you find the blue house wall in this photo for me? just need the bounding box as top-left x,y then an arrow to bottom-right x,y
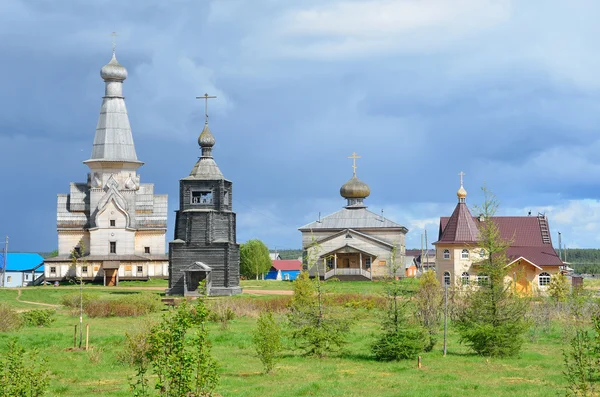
265,269 -> 300,281
1,253 -> 44,288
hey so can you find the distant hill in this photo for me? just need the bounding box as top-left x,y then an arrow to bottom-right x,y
271,249 -> 302,260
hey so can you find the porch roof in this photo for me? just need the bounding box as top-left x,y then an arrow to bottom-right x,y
320,243 -> 379,258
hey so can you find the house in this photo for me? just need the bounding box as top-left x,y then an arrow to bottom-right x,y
404,255 -> 418,277
434,178 -> 563,294
405,249 -> 436,272
266,260 -> 302,281
1,253 -> 44,288
299,153 -> 408,281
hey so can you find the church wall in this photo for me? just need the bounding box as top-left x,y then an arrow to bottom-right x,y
58,231 -> 90,256
89,228 -> 135,256
134,231 -> 166,255
44,260 -> 168,281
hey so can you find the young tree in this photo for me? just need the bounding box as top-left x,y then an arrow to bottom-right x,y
372,246 -> 427,360
0,339 -> 49,397
455,187 -> 530,357
414,270 -> 443,351
253,311 -> 282,374
70,239 -> 87,349
548,272 -> 570,302
143,299 -> 219,397
240,239 -> 272,280
287,239 -> 353,357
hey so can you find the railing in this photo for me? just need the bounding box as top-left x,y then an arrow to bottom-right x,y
324,268 -> 372,280
30,274 -> 45,286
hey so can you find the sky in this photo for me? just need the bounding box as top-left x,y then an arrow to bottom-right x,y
2,0 -> 600,252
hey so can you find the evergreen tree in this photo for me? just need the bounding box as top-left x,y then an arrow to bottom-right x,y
455,187 -> 530,357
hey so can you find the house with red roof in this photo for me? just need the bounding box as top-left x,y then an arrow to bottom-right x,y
434,179 -> 563,294
266,260 -> 302,281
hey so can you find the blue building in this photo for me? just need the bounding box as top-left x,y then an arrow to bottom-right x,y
265,260 -> 302,281
1,253 -> 44,288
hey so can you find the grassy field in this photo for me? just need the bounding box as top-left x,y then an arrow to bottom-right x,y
0,282 -> 571,396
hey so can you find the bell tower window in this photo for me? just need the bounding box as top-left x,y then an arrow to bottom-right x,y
191,191 -> 213,204
110,241 -> 116,254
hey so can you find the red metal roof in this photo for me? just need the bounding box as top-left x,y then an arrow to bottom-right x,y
437,206 -> 562,267
271,260 -> 302,271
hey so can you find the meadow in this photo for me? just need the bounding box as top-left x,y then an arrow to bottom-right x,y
0,279 -> 574,396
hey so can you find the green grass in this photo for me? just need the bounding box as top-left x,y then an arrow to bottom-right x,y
0,284 -> 570,396
240,278 -> 417,295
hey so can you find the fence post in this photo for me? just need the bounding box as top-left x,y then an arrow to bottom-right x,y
73,325 -> 78,349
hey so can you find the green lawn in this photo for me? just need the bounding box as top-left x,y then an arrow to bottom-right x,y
0,284 -> 570,396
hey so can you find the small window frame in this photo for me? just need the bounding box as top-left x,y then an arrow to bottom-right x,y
539,272 -> 551,287
110,219 -> 116,227
461,272 -> 470,285
443,249 -> 450,260
110,241 -> 117,254
137,266 -> 143,273
461,249 -> 469,259
444,271 -> 451,286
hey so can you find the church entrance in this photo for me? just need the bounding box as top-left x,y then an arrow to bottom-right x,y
102,261 -> 120,287
183,262 -> 213,296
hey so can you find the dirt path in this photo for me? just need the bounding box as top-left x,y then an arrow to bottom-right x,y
16,289 -> 61,308
243,289 -> 293,296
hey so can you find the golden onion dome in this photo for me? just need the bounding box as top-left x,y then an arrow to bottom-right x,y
340,175 -> 371,199
457,185 -> 467,199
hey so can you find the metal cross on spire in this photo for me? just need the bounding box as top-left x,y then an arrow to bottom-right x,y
348,152 -> 361,176
110,32 -> 118,55
196,93 -> 217,124
459,171 -> 465,186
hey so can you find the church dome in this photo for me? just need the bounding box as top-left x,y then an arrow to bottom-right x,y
340,175 -> 370,199
100,53 -> 128,81
198,123 -> 216,147
457,185 -> 467,199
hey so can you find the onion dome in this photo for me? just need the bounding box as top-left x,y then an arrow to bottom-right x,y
198,123 -> 216,148
340,175 -> 371,199
457,185 -> 467,200
100,52 -> 128,82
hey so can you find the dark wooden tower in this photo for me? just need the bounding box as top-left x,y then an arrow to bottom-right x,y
167,113 -> 241,296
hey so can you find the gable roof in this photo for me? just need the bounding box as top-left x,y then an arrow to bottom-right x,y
314,228 -> 394,249
299,208 -> 407,231
1,253 -> 44,272
271,260 -> 302,271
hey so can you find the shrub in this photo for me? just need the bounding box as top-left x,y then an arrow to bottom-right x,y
253,311 -> 282,374
372,326 -> 428,361
548,272 -> 570,302
21,309 -> 56,327
414,270 -> 442,351
61,292 -> 94,309
208,299 -> 236,330
117,321 -> 155,366
85,294 -> 163,318
0,339 -> 49,397
0,303 -> 22,332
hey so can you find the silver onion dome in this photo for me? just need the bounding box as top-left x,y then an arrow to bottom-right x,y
100,53 -> 128,81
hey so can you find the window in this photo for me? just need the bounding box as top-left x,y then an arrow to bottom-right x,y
365,257 -> 372,268
137,266 -> 143,273
110,219 -> 116,227
50,267 -> 56,274
539,272 -> 551,287
479,249 -> 486,258
379,260 -> 387,266
461,249 -> 469,259
443,272 -> 451,286
443,249 -> 450,260
461,272 -> 470,285
191,191 -> 213,204
345,233 -> 353,239
326,257 -> 334,268
477,274 -> 489,286
110,241 -> 116,254
284,274 -> 290,281
7,276 -> 11,283
144,247 -> 150,254
82,266 -> 88,273
224,191 -> 229,206
25,274 -> 29,280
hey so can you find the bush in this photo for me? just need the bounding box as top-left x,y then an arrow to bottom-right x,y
0,303 -> 22,332
372,326 -> 428,361
85,294 -> 163,318
208,299 -> 236,330
548,272 -> 570,302
0,339 -> 49,396
253,311 -> 282,373
61,292 -> 94,308
117,321 -> 155,366
21,309 -> 56,327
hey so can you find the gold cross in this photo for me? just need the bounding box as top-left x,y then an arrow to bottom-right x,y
348,152 -> 361,176
196,93 -> 217,124
459,171 -> 465,186
110,32 -> 118,54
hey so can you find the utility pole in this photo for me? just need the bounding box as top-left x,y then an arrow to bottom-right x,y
1,236 -> 7,288
558,232 -> 562,262
443,283 -> 448,356
425,230 -> 429,271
